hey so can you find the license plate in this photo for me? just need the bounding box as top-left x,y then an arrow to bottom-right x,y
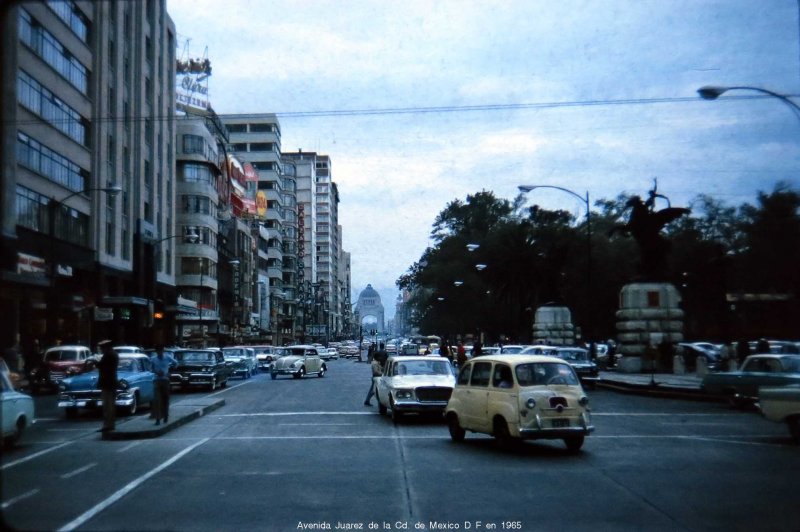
552,418 -> 570,428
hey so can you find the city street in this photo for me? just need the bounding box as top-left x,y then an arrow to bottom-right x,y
3,358 -> 799,531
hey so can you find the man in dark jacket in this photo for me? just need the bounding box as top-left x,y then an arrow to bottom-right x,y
97,340 -> 118,432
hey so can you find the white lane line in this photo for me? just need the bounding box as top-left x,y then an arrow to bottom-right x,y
60,462 -> 97,479
117,441 -> 143,453
1,489 -> 40,510
278,423 -> 358,426
57,438 -> 210,532
217,411 -> 378,417
592,413 -> 738,417
47,428 -> 92,432
35,417 -> 61,422
2,441 -> 74,470
208,380 -> 252,396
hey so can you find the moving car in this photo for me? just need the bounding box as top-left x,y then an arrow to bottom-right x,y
171,349 -> 233,391
271,345 -> 327,379
445,354 -> 594,452
321,347 -> 339,361
374,355 -> 456,423
252,345 -> 282,372
554,347 -> 599,389
222,346 -> 257,378
31,345 -> 94,392
1,364 -> 34,446
701,354 -> 800,407
758,384 -> 800,443
57,353 -> 155,417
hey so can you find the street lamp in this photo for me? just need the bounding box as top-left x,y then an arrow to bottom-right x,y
697,85 -> 800,119
518,184 -> 593,340
46,185 -> 122,343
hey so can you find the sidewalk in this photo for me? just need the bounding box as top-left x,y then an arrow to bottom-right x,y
102,396 -> 225,440
598,370 -> 718,401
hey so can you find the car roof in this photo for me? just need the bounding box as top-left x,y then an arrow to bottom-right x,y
45,345 -> 89,351
386,355 -> 446,362
464,354 -> 567,365
119,353 -> 150,361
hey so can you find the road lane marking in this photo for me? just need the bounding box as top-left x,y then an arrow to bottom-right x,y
208,380 -> 252,396
117,441 -> 143,453
2,441 -> 74,470
592,413 -> 739,416
60,462 -> 97,479
278,423 -> 358,426
1,489 -> 40,510
57,438 -> 210,532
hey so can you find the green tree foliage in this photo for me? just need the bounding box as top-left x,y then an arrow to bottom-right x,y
398,184 -> 800,342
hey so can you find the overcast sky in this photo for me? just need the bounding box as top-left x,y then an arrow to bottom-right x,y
167,0 -> 800,320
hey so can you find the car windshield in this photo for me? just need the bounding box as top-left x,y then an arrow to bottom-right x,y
45,350 -> 81,361
501,346 -> 524,354
286,348 -> 315,356
515,362 -> 580,386
558,349 -> 590,362
392,360 -> 453,376
117,359 -> 138,372
223,349 -> 243,357
180,352 -> 215,363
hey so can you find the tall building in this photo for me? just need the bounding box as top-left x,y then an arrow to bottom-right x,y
1,0 -> 177,349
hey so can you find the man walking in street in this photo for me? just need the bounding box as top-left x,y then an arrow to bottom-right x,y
151,346 -> 177,425
97,340 -> 118,433
364,343 -> 387,406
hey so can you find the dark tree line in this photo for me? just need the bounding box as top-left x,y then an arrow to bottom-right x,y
397,183 -> 800,344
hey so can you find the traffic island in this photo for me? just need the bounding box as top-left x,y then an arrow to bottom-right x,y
102,397 -> 225,440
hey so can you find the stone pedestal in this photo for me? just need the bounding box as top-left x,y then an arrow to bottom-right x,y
532,305 -> 575,346
615,283 -> 684,373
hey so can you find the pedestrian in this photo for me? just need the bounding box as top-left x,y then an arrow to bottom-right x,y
472,338 -> 483,358
441,340 -> 453,365
364,343 -> 386,406
755,338 -> 770,354
96,340 -> 118,433
150,346 -> 177,425
736,338 -> 751,365
456,341 -> 467,367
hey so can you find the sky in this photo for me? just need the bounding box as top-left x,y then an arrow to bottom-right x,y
167,0 -> 800,321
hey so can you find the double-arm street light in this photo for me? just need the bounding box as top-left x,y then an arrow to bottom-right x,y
46,185 -> 122,342
518,184 -> 593,340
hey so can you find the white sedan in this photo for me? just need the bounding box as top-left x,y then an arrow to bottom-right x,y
374,356 -> 456,423
1,364 -> 34,447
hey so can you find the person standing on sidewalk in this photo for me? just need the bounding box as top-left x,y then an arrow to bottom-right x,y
151,346 -> 177,425
96,340 -> 118,433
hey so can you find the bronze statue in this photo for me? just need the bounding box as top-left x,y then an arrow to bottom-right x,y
611,181 -> 690,279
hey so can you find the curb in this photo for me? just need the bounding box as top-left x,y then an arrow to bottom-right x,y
103,398 -> 225,440
597,380 -> 724,402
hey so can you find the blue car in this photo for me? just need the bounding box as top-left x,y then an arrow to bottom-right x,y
57,354 -> 155,418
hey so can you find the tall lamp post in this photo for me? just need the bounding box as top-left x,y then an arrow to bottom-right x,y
47,185 -> 122,343
518,184 -> 592,341
697,85 -> 800,118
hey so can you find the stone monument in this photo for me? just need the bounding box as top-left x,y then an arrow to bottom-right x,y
532,305 -> 575,346
611,182 -> 690,373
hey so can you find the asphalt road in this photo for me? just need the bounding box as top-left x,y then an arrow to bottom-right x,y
2,358 -> 799,531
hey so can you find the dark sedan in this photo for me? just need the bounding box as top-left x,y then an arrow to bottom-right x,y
170,349 -> 233,391
701,354 -> 800,407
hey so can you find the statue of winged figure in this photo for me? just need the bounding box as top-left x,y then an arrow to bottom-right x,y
611,181 -> 690,279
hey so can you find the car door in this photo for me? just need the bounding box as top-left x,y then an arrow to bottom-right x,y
139,358 -> 155,401
376,360 -> 392,406
461,361 -> 492,432
305,349 -> 321,373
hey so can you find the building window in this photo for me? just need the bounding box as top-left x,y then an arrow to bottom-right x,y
19,10 -> 89,94
16,185 -> 89,246
226,124 -> 246,133
248,123 -> 275,133
250,142 -> 273,152
47,0 -> 89,43
181,195 -> 213,215
16,132 -> 88,191
232,143 -> 248,152
17,70 -> 87,145
181,163 -> 214,184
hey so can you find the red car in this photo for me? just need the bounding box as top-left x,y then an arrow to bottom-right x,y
32,345 -> 95,392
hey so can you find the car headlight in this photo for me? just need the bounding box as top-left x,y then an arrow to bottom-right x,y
526,398 -> 536,409
58,383 -> 67,392
395,389 -> 413,400
118,379 -> 130,391
579,396 -> 589,407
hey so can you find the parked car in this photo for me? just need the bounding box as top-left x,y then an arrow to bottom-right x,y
252,345 -> 282,372
222,347 -> 257,378
499,345 -> 527,354
701,354 -> 800,407
31,345 -> 94,392
519,345 -> 558,356
57,353 -> 155,417
758,384 -> 800,443
113,345 -> 146,356
171,349 -> 233,391
271,345 -> 327,379
1,364 -> 34,447
678,342 -> 722,371
0,358 -> 26,391
554,347 -> 599,389
374,355 -> 456,423
445,354 -> 594,452
321,347 -> 339,361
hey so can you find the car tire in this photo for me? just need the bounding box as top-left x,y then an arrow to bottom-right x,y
788,415 -> 800,444
390,398 -> 403,424
564,435 -> 585,453
125,393 -> 138,416
209,379 -> 216,392
447,414 -> 465,442
5,417 -> 25,447
318,366 -> 326,378
293,367 -> 305,379
378,400 -> 387,415
271,372 -> 277,380
725,389 -> 746,409
493,417 -> 514,449
65,407 -> 78,419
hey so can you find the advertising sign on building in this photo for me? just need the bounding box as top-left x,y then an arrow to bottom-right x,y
256,191 -> 267,219
175,53 -> 211,111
